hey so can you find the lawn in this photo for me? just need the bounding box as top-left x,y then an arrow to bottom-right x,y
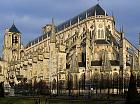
0,97 -> 39,104
0,97 -> 125,104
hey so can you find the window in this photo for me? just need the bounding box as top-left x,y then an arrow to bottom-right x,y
98,29 -> 101,38
97,29 -> 104,39
12,35 -> 18,43
90,31 -> 92,39
101,30 -> 104,38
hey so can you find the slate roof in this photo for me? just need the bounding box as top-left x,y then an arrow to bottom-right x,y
9,24 -> 21,33
95,40 -> 109,44
26,4 -> 107,48
56,4 -> 107,32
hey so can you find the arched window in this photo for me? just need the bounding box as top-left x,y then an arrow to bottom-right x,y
101,30 -> 104,38
98,29 -> 104,39
92,30 -> 95,36
124,73 -> 130,88
98,29 -> 101,38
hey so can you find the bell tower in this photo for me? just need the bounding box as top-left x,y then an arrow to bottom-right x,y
3,23 -> 21,62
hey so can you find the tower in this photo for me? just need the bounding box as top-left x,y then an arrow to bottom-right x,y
86,29 -> 91,81
119,28 -> 126,94
138,33 -> 140,70
49,19 -> 58,94
119,28 -> 126,70
3,23 -> 21,62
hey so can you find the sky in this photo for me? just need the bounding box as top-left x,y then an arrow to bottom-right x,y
0,0 -> 140,53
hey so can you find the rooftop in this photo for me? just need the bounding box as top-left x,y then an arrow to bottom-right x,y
9,23 -> 21,33
26,4 -> 107,48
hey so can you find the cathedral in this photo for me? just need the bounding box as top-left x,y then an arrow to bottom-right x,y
0,4 -> 140,94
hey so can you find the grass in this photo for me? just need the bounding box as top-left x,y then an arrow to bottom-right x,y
0,97 -> 125,104
0,97 -> 36,104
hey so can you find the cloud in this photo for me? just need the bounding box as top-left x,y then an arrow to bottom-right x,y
0,0 -> 139,55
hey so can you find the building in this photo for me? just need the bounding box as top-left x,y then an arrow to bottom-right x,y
1,4 -> 140,94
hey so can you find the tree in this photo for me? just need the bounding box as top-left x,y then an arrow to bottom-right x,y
33,80 -> 50,95
0,82 -> 4,97
125,73 -> 139,104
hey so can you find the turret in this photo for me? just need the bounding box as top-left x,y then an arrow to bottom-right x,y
49,19 -> 58,94
138,33 -> 140,69
50,18 -> 56,43
119,26 -> 126,69
3,23 -> 21,62
119,27 -> 125,94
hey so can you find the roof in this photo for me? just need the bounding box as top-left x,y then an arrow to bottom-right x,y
56,4 -> 107,32
26,4 -> 107,48
94,4 -> 107,15
9,24 -> 21,33
95,40 -> 109,44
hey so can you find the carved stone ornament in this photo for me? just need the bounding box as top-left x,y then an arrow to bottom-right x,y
98,23 -> 103,28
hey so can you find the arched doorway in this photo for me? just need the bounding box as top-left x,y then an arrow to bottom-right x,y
78,73 -> 85,95
67,73 -> 73,96
102,73 -> 109,89
52,79 -> 56,90
79,73 -> 85,90
93,73 -> 100,94
52,78 -> 57,94
132,72 -> 137,80
73,74 -> 78,90
124,73 -> 130,90
113,72 -> 119,94
137,72 -> 140,87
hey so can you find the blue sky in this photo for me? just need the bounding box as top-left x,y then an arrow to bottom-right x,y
0,0 -> 140,53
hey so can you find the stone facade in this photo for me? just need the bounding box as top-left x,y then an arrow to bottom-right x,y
0,4 -> 140,93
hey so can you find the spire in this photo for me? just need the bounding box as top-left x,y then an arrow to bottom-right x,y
111,11 -> 115,21
50,18 -> 56,43
78,16 -> 79,24
121,25 -> 124,33
9,22 -> 21,33
139,33 -> 140,45
120,25 -> 124,39
111,11 -> 115,25
13,20 -> 15,25
86,11 -> 88,18
105,10 -> 107,16
120,27 -> 122,33
94,4 -> 107,16
95,10 -> 97,17
97,0 -> 100,4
